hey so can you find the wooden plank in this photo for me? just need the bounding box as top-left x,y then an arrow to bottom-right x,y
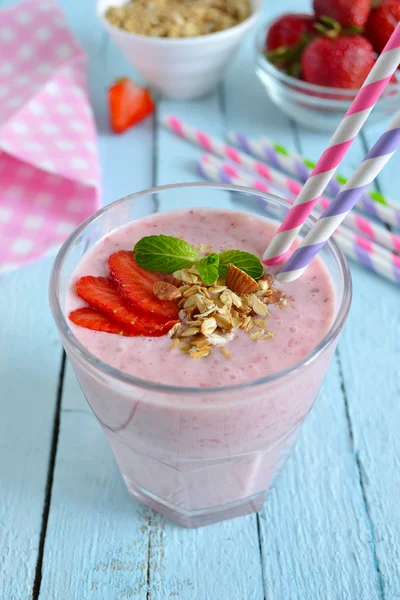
221,0 -> 386,593
38,362 -> 152,600
148,90 -> 265,600
0,255 -> 62,600
20,0 -> 399,598
258,361 -> 383,599
336,121 -> 400,599
224,41 -> 383,599
35,2 -> 155,599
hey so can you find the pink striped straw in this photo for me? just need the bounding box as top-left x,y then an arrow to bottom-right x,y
278,110 -> 400,283
199,154 -> 400,255
162,114 -> 400,228
196,155 -> 400,284
162,114 -> 305,195
263,23 -> 400,266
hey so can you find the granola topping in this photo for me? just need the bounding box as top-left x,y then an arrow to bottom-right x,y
225,263 -> 259,296
162,250 -> 289,359
153,280 -> 182,301
105,0 -> 251,39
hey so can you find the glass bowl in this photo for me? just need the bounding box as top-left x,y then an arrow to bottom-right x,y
255,21 -> 400,132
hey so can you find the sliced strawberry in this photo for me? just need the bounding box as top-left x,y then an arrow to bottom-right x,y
108,250 -> 180,320
76,276 -> 178,336
69,307 -> 138,336
108,78 -> 154,134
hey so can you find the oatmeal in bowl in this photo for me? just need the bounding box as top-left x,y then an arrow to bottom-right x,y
97,0 -> 262,99
105,0 -> 252,39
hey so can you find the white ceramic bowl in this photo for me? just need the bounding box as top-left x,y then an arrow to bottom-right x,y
97,0 -> 262,100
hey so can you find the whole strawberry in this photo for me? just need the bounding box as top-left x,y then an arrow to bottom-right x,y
313,0 -> 371,28
366,0 -> 400,54
266,13 -> 316,51
302,35 -> 375,89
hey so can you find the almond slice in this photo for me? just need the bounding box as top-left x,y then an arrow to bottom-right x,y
153,281 -> 182,301
226,264 -> 259,296
258,279 -> 270,291
264,289 -> 285,305
247,294 -> 270,317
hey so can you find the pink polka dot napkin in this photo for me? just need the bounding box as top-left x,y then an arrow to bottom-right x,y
0,0 -> 101,274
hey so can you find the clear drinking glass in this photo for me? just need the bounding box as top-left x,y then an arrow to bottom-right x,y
49,183 -> 352,528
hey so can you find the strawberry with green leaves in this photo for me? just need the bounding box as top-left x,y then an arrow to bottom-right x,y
266,14 -> 316,51
301,34 -> 375,88
366,0 -> 400,54
265,13 -> 317,75
313,0 -> 371,28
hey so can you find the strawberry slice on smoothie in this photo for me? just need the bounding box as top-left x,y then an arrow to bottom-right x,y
69,307 -> 139,336
75,275 -> 178,336
108,250 -> 180,320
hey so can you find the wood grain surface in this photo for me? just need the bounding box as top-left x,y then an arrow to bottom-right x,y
1,0 -> 399,599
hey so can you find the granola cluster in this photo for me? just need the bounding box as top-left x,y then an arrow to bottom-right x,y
105,0 -> 251,38
153,255 -> 289,359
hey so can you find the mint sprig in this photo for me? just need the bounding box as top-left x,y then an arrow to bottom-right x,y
219,250 -> 264,280
198,253 -> 219,286
133,235 -> 264,284
134,235 -> 199,273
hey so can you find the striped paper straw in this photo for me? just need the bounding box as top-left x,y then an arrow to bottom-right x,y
333,230 -> 400,285
197,156 -> 400,284
162,114 -> 304,193
199,153 -> 400,255
163,114 -> 400,228
228,130 -> 400,225
263,23 -> 400,266
278,111 -> 400,283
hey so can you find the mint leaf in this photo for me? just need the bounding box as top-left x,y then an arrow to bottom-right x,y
134,235 -> 199,273
198,253 -> 219,286
218,250 -> 264,279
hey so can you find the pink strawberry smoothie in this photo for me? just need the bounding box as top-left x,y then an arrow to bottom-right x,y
66,208 -> 334,387
64,208 -> 337,524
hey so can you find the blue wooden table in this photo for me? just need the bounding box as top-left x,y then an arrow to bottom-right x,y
1,0 -> 400,598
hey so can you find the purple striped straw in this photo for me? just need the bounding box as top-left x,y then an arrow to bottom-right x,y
278,111 -> 400,283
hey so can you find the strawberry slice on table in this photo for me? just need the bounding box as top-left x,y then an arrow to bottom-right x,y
69,307 -> 138,336
75,276 -> 178,336
108,250 -> 180,320
108,78 -> 155,134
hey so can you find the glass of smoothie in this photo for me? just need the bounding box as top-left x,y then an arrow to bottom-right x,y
49,183 -> 352,528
